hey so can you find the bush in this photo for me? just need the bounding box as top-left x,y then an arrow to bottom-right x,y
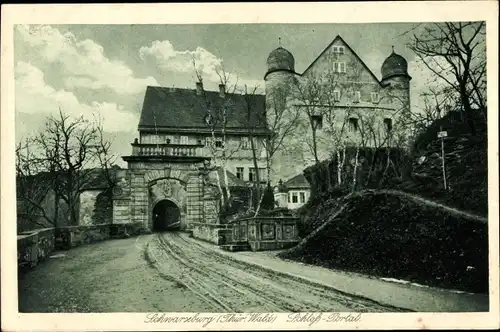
261,184 -> 275,210
218,186 -> 252,223
295,186 -> 350,238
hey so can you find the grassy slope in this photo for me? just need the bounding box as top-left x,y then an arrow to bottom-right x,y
280,190 -> 488,293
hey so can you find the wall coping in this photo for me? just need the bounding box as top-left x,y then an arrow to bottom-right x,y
190,222 -> 232,229
231,216 -> 299,223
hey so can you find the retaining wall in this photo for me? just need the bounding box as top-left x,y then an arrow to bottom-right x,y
17,223 -> 149,270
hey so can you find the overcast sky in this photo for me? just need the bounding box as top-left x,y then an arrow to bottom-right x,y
14,23 -> 432,166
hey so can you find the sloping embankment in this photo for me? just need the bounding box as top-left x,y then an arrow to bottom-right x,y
279,190 -> 488,293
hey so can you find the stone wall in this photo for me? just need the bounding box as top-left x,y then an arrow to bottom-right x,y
17,228 -> 55,268
17,223 -> 148,270
190,222 -> 233,245
186,175 -> 204,228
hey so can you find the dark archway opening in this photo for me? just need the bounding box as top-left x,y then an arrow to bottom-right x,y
152,199 -> 181,232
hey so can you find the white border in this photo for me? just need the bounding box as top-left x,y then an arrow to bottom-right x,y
1,2 -> 499,331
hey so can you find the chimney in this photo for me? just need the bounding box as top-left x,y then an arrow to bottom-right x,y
219,84 -> 226,98
196,81 -> 203,95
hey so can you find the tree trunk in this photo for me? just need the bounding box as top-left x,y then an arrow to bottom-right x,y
222,162 -> 231,206
351,146 -> 360,192
54,191 -> 59,228
336,150 -> 342,185
214,166 -> 225,207
250,136 -> 262,216
311,124 -> 319,163
460,81 -> 476,136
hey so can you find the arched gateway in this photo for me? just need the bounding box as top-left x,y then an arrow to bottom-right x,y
152,199 -> 180,231
111,156 -> 215,232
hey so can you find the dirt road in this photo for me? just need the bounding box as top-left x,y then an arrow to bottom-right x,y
146,232 -> 406,313
18,232 -> 408,313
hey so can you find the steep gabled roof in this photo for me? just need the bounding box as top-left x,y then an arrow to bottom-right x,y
284,173 -> 310,189
301,35 -> 383,86
138,86 -> 268,133
207,167 -> 247,188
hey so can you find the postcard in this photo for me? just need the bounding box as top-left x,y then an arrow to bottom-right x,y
1,1 -> 499,331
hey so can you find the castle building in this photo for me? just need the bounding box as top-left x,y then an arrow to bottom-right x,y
265,35 -> 412,190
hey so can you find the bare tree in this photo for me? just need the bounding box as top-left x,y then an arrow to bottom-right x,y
192,59 -> 243,206
262,83 -> 302,186
16,109 -> 117,227
295,50 -> 366,188
16,139 -> 58,229
406,22 -> 486,134
294,71 -> 326,164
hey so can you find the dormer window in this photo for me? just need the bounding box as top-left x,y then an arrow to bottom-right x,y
241,137 -> 249,149
311,115 -> 323,130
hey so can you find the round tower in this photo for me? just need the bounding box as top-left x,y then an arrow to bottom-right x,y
264,46 -> 297,110
380,47 -> 412,115
264,45 -> 305,185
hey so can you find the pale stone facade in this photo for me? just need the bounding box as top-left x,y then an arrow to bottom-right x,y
265,36 -> 412,185
112,162 -> 209,231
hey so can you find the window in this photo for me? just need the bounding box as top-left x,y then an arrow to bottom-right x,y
383,118 -> 393,133
292,192 -> 298,203
259,168 -> 267,182
311,115 -> 323,130
300,192 -> 305,203
333,90 -> 340,102
249,168 -> 256,182
348,118 -> 359,132
180,136 -> 188,145
353,91 -> 361,103
215,139 -> 224,148
333,46 -> 345,54
333,62 -> 346,73
288,193 -> 291,203
339,62 -> 346,73
241,137 -> 249,149
236,167 -> 244,180
371,92 -> 379,103
149,135 -> 159,144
